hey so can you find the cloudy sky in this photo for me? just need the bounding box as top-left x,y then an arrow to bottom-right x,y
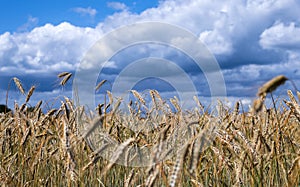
1,0 -> 299,111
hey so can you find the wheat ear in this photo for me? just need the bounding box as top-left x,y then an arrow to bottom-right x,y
59,73 -> 72,86
25,86 -> 35,103
288,156 -> 300,187
58,71 -> 71,78
13,77 -> 25,95
131,90 -> 146,105
257,75 -> 288,97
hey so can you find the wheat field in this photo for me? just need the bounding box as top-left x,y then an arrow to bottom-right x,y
0,75 -> 299,187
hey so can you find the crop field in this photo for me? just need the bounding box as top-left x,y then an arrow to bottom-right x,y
0,75 -> 299,186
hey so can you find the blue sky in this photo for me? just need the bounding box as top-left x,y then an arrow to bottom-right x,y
0,0 -> 158,33
1,0 -> 300,110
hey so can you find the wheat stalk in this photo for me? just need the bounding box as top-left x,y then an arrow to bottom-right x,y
124,169 -> 135,187
101,138 -> 135,177
145,164 -> 160,187
62,117 -> 78,182
82,142 -> 110,171
95,79 -> 107,91
169,141 -> 190,187
82,116 -> 104,139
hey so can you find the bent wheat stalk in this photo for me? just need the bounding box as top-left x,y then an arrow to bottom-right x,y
95,80 -> 107,92
257,75 -> 288,97
253,75 -> 288,113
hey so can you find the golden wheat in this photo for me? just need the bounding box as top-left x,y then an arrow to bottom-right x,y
59,72 -> 72,86
1,76 -> 299,186
257,75 -> 288,97
131,90 -> 146,105
12,77 -> 25,95
25,85 -> 35,103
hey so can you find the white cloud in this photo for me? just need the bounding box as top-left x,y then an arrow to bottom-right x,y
0,22 -> 102,75
103,60 -> 117,68
72,7 -> 97,17
99,0 -> 299,56
199,30 -> 232,55
260,22 -> 300,50
107,2 -> 128,11
1,0 -> 299,74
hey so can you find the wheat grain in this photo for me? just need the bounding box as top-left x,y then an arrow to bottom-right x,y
288,156 -> 300,186
1,76 -> 300,186
25,86 -> 35,103
193,95 -> 204,113
58,71 -> 71,78
170,97 -> 181,113
287,90 -> 300,119
252,97 -> 265,113
153,90 -> 163,104
131,90 -> 146,105
59,73 -> 72,86
150,90 -> 158,110
12,77 -> 25,95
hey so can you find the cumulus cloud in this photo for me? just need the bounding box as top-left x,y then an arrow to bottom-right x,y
260,22 -> 300,50
0,22 -> 102,76
72,7 -> 97,17
100,0 -> 299,60
199,30 -> 232,55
